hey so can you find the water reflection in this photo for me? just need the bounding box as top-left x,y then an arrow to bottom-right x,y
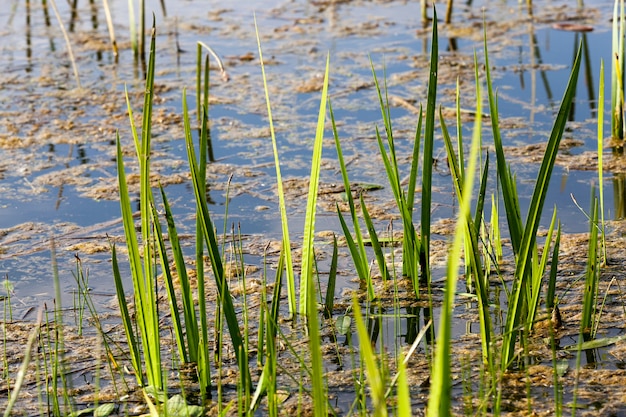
612,172 -> 626,219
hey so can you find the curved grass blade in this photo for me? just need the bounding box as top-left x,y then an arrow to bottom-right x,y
501,41 -> 583,370
254,16 -> 297,317
299,53 -> 330,317
360,194 -> 390,281
428,22 -> 482,414
330,99 -> 372,296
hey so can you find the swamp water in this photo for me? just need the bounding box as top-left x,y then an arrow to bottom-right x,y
1,0 -> 626,415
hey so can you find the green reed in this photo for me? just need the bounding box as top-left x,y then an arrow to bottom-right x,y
255,17 -> 297,318
486,32 -> 583,372
612,0 -> 625,139
427,32 -> 483,417
91,9 -> 612,416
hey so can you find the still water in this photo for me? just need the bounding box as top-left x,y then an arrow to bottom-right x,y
0,0 -> 618,336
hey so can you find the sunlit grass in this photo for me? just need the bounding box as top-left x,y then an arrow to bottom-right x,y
6,6 -> 618,416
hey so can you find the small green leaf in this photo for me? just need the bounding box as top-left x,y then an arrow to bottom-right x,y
336,315 -> 352,335
94,403 -> 115,417
565,334 -> 626,351
555,360 -> 569,377
166,394 -> 204,417
67,408 -> 94,417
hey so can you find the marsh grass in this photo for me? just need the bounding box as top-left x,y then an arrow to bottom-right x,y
6,6 -> 612,416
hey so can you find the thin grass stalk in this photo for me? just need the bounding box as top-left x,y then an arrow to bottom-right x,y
101,0 -> 118,57
196,105 -> 211,399
153,187 -> 193,363
612,0 -> 625,139
484,37 -> 523,256
598,60 -> 607,264
324,235 -> 339,319
250,245 -> 285,412
419,7 -> 439,288
3,308 -> 42,417
254,17 -> 297,317
546,224 -> 561,314
360,194 -> 390,281
110,240 -> 142,386
51,239 -> 73,414
396,354 -> 411,415
266,248 -> 284,417
127,0 -> 137,57
500,42 -> 582,370
307,251 -> 328,417
48,0 -> 81,88
581,190 -> 599,338
427,38 -> 482,416
527,208 -> 558,329
384,320 -> 431,400
299,53 -> 330,317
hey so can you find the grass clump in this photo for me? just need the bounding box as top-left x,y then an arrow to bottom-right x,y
34,8 -> 612,417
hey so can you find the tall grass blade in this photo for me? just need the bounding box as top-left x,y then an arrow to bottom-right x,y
484,28 -> 523,254
360,194 -> 390,281
254,17 -> 297,317
110,239 -> 142,386
581,190 -> 599,338
501,41 -> 582,370
299,53 -> 330,317
420,7 -> 439,287
3,308 -> 42,417
150,193 -> 187,364
598,60 -> 607,264
612,0 -> 625,139
307,257 -> 328,417
250,245 -> 285,412
428,76 -> 482,417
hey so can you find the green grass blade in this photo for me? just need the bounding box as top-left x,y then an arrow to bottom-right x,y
299,53 -> 330,317
407,107 -> 423,214
254,17 -> 297,317
528,208 -> 558,329
369,69 -> 419,285
324,235 -> 339,319
158,185 -> 200,362
598,60 -> 606,264
581,190 -> 599,337
484,24 -> 523,255
419,7 -> 438,287
428,26 -> 482,415
197,104 -> 211,396
150,193 -> 188,364
330,99 -> 371,288
360,194 -> 390,281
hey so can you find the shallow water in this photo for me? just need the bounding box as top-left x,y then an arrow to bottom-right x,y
1,0 -> 625,413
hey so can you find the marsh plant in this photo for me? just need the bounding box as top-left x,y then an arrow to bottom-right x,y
86,9 -> 614,417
